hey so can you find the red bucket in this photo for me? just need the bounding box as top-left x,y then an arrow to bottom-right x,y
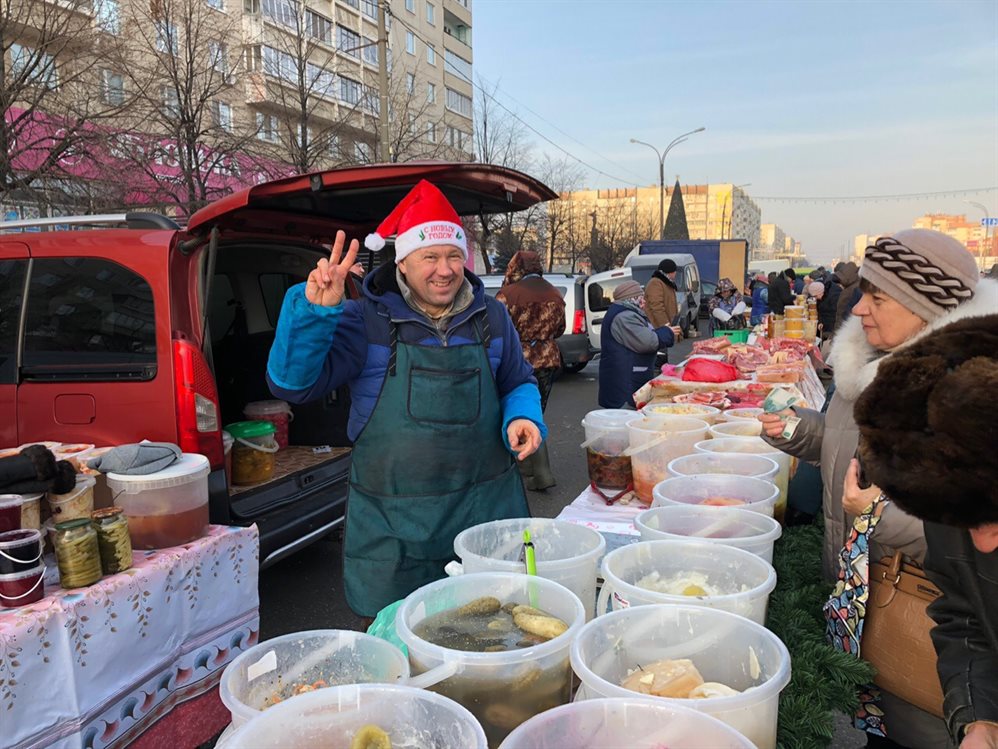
0,563 -> 45,608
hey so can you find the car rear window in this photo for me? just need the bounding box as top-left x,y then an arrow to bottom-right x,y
21,258 -> 157,379
0,259 -> 27,384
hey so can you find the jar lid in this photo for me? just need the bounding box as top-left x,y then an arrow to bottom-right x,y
92,507 -> 124,520
54,518 -> 92,530
226,421 -> 277,439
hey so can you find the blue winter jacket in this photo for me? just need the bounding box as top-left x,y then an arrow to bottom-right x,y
750,283 -> 769,325
266,263 -> 546,449
598,302 -> 674,409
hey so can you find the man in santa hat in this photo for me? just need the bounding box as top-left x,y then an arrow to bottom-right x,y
266,180 -> 545,622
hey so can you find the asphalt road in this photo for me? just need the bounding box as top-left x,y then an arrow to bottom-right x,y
255,320 -> 863,747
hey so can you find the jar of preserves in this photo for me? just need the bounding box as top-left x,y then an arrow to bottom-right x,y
92,507 -> 133,574
226,421 -> 279,485
53,518 -> 102,588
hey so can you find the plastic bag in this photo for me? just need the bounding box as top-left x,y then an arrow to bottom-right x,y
365,599 -> 408,657
682,358 -> 740,383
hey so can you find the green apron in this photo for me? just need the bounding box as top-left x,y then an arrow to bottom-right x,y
344,317 -> 530,617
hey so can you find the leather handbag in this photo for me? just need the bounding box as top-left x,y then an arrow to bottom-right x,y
862,552 -> 945,718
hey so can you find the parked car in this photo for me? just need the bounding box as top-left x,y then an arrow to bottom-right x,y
480,272 -> 592,373
584,254 -> 701,351
699,279 -> 717,318
0,163 -> 557,567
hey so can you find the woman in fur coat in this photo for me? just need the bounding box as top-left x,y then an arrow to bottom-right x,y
759,229 -> 998,749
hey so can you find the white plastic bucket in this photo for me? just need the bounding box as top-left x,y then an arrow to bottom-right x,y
453,519 -> 605,620
694,438 -> 792,522
721,408 -> 764,422
222,683 -> 487,749
626,416 -> 710,504
709,420 -> 763,439
498,697 -> 755,748
597,539 -> 776,624
667,453 -> 779,483
641,403 -> 722,424
652,474 -> 780,517
634,506 -> 783,564
570,605 -> 791,749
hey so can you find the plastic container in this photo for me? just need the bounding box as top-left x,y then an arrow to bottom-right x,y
694,439 -> 792,522
222,430 -> 234,487
220,630 -> 411,730
641,403 -> 722,425
709,420 -> 762,439
223,684 -> 488,749
53,443 -> 96,465
634,506 -> 783,564
0,494 -> 22,533
396,572 -> 586,747
581,410 -> 635,492
627,416 -> 710,504
596,540 -> 776,624
19,493 -> 42,531
227,421 -> 278,485
0,529 -> 43,574
713,329 -> 750,343
107,453 -> 210,549
721,407 -> 764,422
570,605 -> 791,749
667,453 -> 779,483
47,475 -> 96,522
243,400 -> 293,450
453,518 -> 606,620
652,474 -> 780,517
17,441 -> 61,452
0,563 -> 45,608
498,697 -> 755,749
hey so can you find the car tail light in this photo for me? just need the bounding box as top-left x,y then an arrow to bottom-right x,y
572,309 -> 586,335
173,338 -> 224,468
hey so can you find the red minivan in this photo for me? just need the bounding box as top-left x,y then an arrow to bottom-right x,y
0,163 -> 557,566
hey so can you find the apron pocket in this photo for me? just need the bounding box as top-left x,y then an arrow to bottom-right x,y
408,365 -> 481,425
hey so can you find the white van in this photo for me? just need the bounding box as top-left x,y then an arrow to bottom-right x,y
584,254 -> 700,351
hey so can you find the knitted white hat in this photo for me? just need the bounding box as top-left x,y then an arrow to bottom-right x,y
364,179 -> 467,263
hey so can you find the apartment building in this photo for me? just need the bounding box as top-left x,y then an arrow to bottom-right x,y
1,0 -> 475,219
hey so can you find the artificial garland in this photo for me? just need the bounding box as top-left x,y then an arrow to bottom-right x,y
768,520 -> 875,748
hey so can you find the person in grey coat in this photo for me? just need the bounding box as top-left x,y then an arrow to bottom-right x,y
760,229 -> 998,749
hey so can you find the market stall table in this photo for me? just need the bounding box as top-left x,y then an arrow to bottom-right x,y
1,524 -> 259,749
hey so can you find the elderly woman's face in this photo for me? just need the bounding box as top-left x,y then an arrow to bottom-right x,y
852,288 -> 926,350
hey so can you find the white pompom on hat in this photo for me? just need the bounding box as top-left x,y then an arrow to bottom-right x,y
364,179 -> 468,263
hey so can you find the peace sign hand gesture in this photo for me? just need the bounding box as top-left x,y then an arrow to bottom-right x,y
305,230 -> 361,307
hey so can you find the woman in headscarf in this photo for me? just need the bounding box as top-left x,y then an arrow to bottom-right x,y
497,251 -> 565,490
708,277 -> 747,333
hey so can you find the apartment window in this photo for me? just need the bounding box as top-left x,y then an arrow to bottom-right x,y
355,141 -> 371,162
405,73 -> 414,95
447,125 -> 470,151
244,0 -> 260,11
328,133 -> 340,158
342,0 -> 359,7
155,20 -> 179,55
94,0 -> 121,34
426,44 -> 435,65
407,113 -> 417,135
426,121 -> 436,143
405,31 -> 414,54
308,11 -> 332,44
256,112 -> 279,142
100,69 -> 125,105
363,84 -> 380,115
209,41 -> 229,78
337,25 -> 360,57
445,49 -> 471,82
361,0 -> 376,18
263,46 -> 296,81
362,36 -> 378,65
211,101 -> 233,132
340,75 -> 361,105
445,87 -> 472,117
10,44 -> 58,89
246,44 -> 263,71
405,0 -> 414,12
425,2 -> 434,24
161,86 -> 180,118
426,82 -> 435,103
295,124 -> 313,147
307,63 -> 336,98
206,0 -> 223,9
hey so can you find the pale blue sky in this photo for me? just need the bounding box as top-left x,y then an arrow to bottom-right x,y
471,0 -> 998,263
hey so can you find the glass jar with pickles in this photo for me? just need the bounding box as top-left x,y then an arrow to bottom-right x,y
92,507 -> 132,574
53,518 -> 102,588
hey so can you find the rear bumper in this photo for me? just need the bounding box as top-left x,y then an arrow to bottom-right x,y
557,333 -> 594,364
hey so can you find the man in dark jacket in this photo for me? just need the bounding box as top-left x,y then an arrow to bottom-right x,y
645,258 -> 681,368
833,261 -> 860,327
855,313 -> 998,749
768,270 -> 795,315
749,273 -> 769,325
597,280 -> 678,409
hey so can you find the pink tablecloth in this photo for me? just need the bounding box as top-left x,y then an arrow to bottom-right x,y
1,525 -> 260,749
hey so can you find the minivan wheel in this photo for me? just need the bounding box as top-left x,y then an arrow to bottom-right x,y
562,361 -> 587,374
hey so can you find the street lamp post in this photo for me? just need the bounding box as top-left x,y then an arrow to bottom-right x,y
630,127 -> 706,240
966,200 -> 991,271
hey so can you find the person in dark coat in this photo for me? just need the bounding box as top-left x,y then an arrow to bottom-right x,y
834,261 -> 861,327
855,313 -> 998,749
807,281 -> 841,339
768,270 -> 795,315
597,280 -> 678,409
786,267 -> 804,294
497,250 -> 565,490
750,273 -> 769,325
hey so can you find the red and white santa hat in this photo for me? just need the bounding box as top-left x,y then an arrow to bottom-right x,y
364,179 -> 467,263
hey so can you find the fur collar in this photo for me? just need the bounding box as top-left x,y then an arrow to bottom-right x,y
829,278 -> 998,401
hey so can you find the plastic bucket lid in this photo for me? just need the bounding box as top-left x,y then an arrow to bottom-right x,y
243,400 -> 291,416
0,494 -> 23,511
499,697 -> 756,748
581,409 -> 637,431
106,453 -> 210,493
223,684 -> 488,749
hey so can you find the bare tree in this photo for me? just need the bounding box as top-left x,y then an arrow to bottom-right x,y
114,0 -> 274,214
382,58 -> 453,164
0,0 -> 128,214
533,154 -> 585,272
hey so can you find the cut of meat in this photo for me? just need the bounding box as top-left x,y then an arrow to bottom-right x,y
725,345 -> 770,375
692,337 -> 732,355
